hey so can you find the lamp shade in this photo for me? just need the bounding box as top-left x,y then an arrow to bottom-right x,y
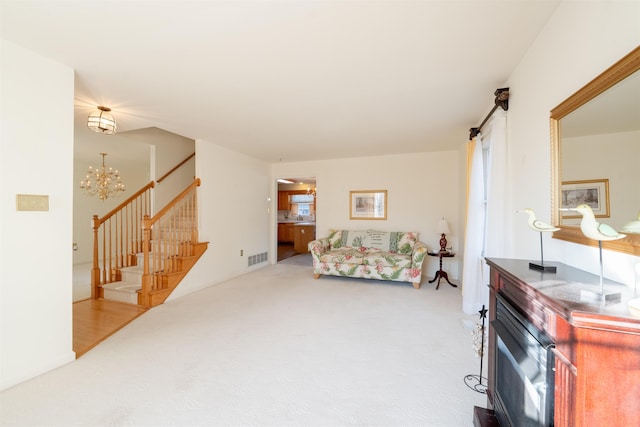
437,218 -> 450,234
88,106 -> 117,134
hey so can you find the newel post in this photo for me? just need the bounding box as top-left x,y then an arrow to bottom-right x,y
91,215 -> 101,299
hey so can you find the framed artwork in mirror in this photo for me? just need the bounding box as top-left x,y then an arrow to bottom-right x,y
561,179 -> 609,218
349,190 -> 387,220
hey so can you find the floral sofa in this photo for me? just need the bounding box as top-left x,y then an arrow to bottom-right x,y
308,229 -> 428,289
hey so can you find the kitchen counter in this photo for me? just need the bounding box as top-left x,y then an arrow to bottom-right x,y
278,219 -> 315,224
278,221 -> 315,243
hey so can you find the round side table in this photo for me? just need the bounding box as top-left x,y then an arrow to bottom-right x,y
428,251 -> 457,290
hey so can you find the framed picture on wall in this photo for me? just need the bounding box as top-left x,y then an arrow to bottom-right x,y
349,190 -> 387,220
561,179 -> 610,218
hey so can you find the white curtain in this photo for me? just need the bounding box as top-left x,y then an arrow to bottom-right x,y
484,110 -> 510,259
462,134 -> 487,315
462,111 -> 509,315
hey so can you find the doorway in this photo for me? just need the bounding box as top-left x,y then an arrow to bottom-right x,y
276,177 -> 316,263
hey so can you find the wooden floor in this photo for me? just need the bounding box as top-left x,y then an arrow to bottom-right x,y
277,243 -> 298,261
73,298 -> 147,358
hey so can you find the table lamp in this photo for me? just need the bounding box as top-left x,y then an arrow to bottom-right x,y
437,218 -> 450,253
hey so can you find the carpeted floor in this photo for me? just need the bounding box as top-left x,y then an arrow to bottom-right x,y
1,261 -> 486,427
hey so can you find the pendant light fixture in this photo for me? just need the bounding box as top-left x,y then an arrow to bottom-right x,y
79,153 -> 125,201
87,106 -> 117,134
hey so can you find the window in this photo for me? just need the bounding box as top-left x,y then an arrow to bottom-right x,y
297,203 -> 311,216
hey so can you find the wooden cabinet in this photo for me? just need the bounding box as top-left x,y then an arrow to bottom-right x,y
278,190 -> 313,210
277,223 -> 296,243
285,223 -> 295,243
294,224 -> 315,253
277,223 -> 286,242
483,258 -> 640,427
278,191 -> 290,210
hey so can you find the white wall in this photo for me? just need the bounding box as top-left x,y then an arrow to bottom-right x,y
1,40 -> 76,390
121,127 -> 195,211
562,130 -> 640,230
505,1 -> 640,285
272,151 -> 461,281
166,140 -> 272,300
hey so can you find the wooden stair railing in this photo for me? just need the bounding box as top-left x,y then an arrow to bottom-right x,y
156,152 -> 195,184
91,181 -> 155,299
140,178 -> 204,308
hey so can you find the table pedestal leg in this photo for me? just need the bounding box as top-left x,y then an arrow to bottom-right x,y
428,255 -> 457,290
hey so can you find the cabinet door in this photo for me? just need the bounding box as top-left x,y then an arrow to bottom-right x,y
286,224 -> 295,242
278,224 -> 286,242
294,226 -> 315,253
552,348 -> 577,427
278,192 -> 290,210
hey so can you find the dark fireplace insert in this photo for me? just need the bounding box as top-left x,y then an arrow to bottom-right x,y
491,293 -> 555,426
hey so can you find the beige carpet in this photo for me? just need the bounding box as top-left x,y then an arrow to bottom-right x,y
1,262 -> 486,426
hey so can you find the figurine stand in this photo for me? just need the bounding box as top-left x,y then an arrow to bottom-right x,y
529,231 -> 556,273
580,241 -> 621,303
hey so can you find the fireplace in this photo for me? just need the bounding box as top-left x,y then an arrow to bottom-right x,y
491,293 -> 555,426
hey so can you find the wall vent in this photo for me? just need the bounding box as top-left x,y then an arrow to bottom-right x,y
248,252 -> 268,267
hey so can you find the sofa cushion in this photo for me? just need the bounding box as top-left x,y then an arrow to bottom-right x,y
318,248 -> 365,265
396,231 -> 419,254
363,252 -> 412,268
339,230 -> 370,249
327,229 -> 343,248
334,230 -> 419,254
363,230 -> 391,251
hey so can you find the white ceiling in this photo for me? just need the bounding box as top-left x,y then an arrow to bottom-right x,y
1,0 -> 560,163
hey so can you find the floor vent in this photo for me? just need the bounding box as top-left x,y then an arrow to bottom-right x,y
248,252 -> 268,267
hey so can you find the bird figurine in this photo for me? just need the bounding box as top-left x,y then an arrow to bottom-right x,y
569,204 -> 626,241
564,204 -> 625,302
515,208 -> 560,232
515,208 -> 559,272
621,210 -> 640,234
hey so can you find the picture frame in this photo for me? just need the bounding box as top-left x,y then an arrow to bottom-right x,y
561,179 -> 609,218
349,190 -> 387,220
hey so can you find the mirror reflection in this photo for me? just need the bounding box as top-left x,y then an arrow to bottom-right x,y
560,68 -> 640,233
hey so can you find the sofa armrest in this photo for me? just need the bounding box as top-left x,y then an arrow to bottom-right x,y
411,241 -> 428,270
308,238 -> 330,262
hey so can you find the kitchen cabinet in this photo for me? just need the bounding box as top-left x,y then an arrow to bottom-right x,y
286,223 -> 295,243
278,223 -> 296,243
278,191 -> 290,210
294,224 -> 315,253
278,190 -> 315,213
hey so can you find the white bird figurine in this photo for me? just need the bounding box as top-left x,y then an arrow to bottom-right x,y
621,210 -> 640,234
515,208 -> 560,232
570,204 -> 626,241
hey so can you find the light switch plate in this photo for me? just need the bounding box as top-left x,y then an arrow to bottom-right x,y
16,194 -> 49,211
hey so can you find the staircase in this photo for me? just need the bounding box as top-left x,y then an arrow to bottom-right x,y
101,241 -> 208,306
91,177 -> 208,309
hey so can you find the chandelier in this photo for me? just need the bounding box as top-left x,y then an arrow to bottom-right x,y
87,106 -> 117,134
79,153 -> 125,201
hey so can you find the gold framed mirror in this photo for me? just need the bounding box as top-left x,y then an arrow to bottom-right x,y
551,45 -> 640,256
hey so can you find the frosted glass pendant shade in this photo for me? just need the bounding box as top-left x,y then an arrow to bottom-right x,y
88,106 -> 117,134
